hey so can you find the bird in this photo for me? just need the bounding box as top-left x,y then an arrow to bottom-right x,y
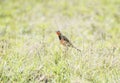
56,31 -> 81,52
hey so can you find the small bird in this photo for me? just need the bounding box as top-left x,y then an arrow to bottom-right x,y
56,31 -> 81,52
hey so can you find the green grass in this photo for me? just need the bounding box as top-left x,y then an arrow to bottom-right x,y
0,0 -> 120,83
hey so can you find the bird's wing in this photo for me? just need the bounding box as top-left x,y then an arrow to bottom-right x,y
62,35 -> 73,46
62,35 -> 70,42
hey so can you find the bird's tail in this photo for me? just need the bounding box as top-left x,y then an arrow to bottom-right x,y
72,45 -> 81,52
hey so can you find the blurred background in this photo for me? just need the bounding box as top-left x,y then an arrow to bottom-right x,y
0,0 -> 120,83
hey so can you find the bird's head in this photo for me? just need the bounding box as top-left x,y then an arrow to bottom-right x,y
56,31 -> 61,36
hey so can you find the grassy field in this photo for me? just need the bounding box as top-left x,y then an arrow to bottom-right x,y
0,0 -> 120,83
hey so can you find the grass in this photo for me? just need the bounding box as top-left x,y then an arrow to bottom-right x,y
0,0 -> 120,83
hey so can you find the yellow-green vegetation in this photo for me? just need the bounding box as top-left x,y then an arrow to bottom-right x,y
0,0 -> 120,83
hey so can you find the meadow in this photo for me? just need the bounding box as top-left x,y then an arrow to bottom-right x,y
0,0 -> 120,83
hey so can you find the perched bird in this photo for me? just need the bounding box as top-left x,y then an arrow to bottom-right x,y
56,31 -> 81,52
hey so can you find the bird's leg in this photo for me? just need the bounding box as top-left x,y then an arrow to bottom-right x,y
63,46 -> 68,56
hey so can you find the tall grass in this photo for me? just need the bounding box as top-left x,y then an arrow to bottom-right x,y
0,0 -> 120,83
